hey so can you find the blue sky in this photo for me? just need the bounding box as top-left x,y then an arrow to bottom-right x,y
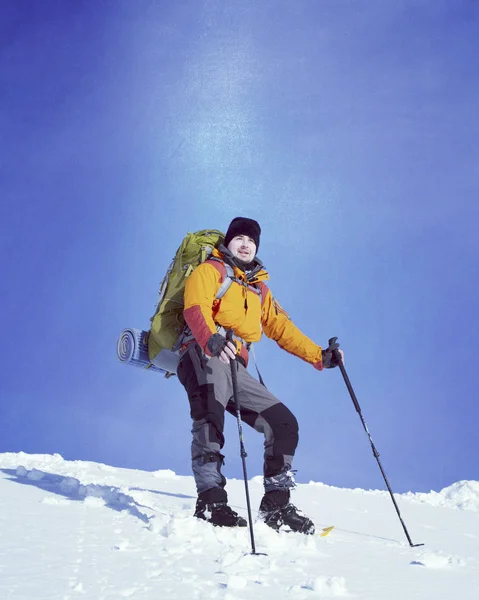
1,1 -> 478,494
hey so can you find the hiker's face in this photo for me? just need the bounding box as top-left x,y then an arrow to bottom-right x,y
227,235 -> 256,263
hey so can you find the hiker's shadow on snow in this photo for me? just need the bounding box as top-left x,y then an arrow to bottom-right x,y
1,468 -> 152,524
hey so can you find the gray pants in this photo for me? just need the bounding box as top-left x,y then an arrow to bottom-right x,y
177,344 -> 298,504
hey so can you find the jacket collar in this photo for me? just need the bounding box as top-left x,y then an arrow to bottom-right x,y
213,246 -> 269,283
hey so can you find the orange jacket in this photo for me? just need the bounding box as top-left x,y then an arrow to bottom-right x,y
183,249 -> 323,369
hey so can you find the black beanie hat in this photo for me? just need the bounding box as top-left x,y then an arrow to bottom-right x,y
224,217 -> 261,251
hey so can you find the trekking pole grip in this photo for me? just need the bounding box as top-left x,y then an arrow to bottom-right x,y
328,336 -> 343,366
328,337 -> 340,356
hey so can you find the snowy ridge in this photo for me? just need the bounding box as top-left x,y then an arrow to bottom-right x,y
403,480 -> 479,511
308,476 -> 479,512
1,452 -> 478,599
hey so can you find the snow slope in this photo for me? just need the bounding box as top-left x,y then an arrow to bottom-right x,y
1,452 -> 477,599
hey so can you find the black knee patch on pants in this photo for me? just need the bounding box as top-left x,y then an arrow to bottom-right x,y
261,403 -> 299,477
178,353 -> 226,448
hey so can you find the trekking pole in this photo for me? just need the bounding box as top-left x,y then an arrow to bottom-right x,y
226,330 -> 265,556
328,337 -> 424,548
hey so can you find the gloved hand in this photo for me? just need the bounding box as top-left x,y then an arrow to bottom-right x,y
321,339 -> 343,369
206,333 -> 237,364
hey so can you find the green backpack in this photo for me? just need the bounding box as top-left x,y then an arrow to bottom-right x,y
148,229 -> 226,372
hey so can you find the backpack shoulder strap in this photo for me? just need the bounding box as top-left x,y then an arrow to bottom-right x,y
215,263 -> 234,299
208,257 -> 264,303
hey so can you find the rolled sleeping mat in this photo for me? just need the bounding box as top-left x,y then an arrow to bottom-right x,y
117,328 -> 167,374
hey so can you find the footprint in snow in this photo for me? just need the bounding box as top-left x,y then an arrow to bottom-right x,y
410,550 -> 465,569
293,575 -> 348,596
219,574 -> 248,590
114,540 -> 130,551
70,581 -> 85,594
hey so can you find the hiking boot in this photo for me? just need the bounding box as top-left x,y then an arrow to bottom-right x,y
194,497 -> 247,528
259,490 -> 315,535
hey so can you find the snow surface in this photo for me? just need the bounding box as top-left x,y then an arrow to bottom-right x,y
1,452 -> 478,599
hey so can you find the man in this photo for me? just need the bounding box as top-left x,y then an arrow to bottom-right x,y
177,217 -> 342,534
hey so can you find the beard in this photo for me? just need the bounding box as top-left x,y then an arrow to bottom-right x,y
233,255 -> 255,272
